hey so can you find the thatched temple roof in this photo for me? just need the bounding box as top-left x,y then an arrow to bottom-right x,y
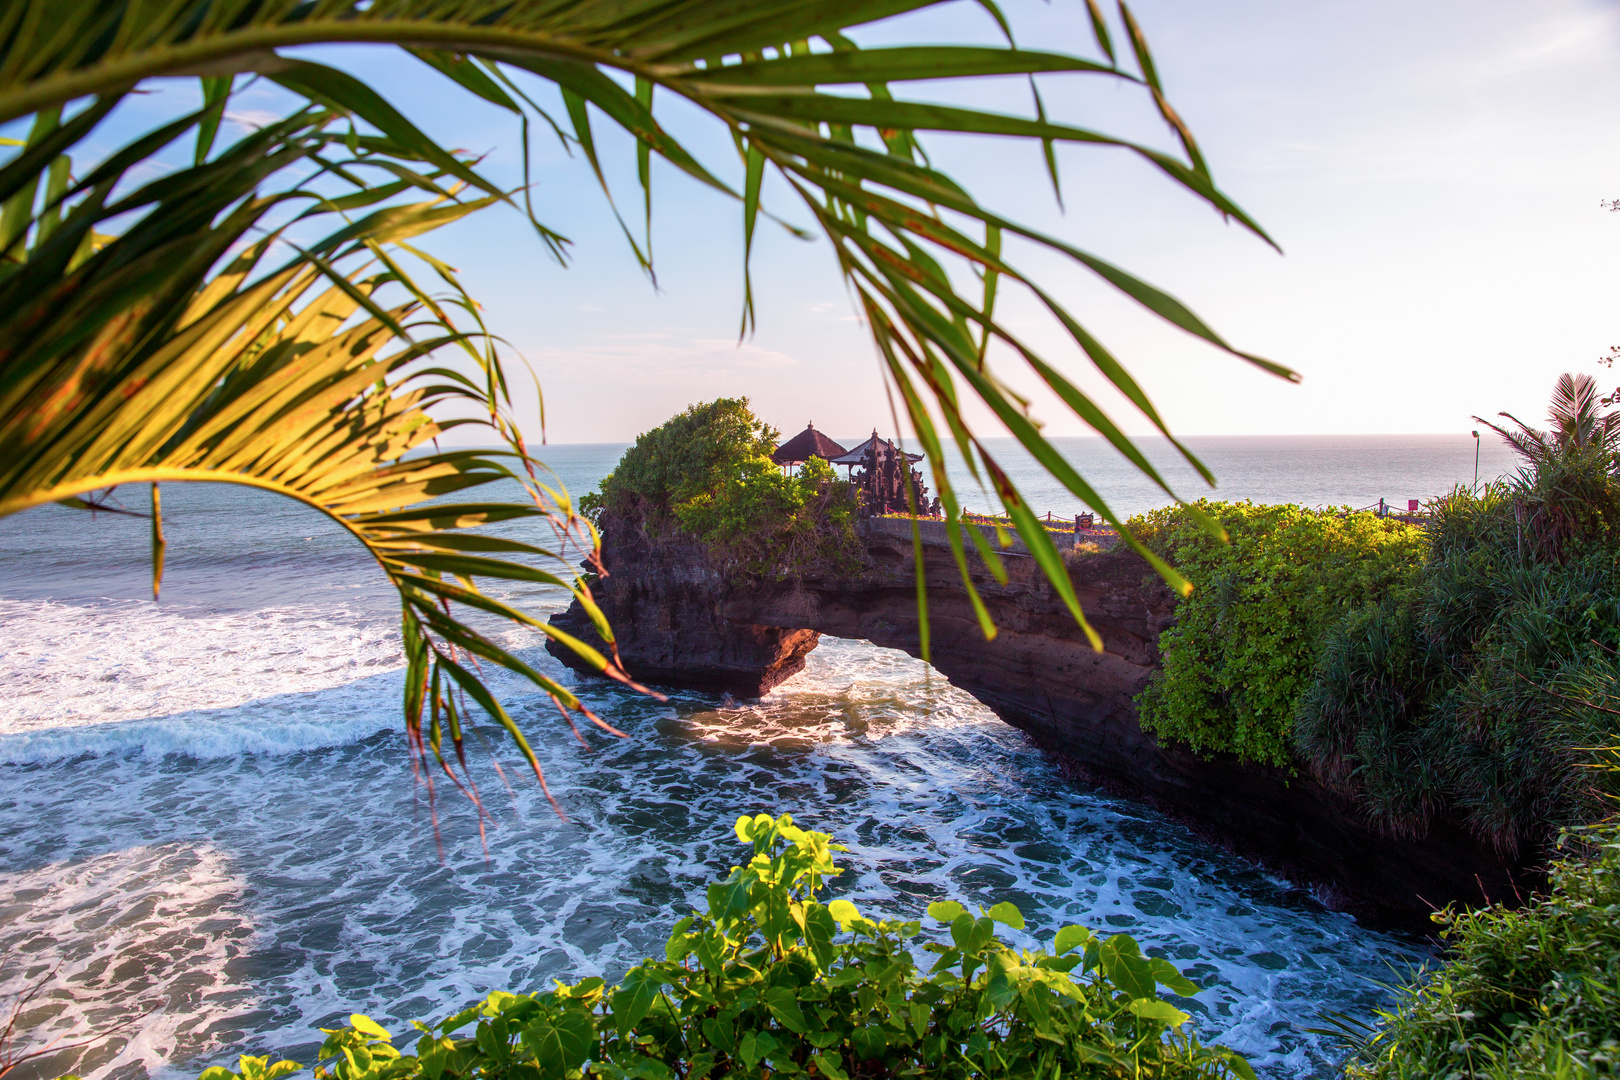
772,422 -> 848,465
829,431 -> 922,466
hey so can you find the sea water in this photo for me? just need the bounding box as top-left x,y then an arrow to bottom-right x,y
0,436 -> 1520,1080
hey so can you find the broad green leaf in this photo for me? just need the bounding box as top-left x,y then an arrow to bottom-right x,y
850,1026 -> 887,1061
1149,957 -> 1201,997
925,900 -> 964,923
827,899 -> 861,928
348,1015 -> 391,1040
804,902 -> 838,970
764,987 -> 808,1034
1097,935 -> 1155,1000
986,901 -> 1024,929
708,871 -> 756,924
1127,998 -> 1190,1027
611,968 -> 663,1039
519,1009 -> 594,1079
984,952 -> 1020,1009
664,915 -> 696,963
811,1052 -> 849,1080
694,932 -> 724,975
1053,924 -> 1092,956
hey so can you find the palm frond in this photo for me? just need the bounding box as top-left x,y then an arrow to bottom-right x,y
0,0 -> 1296,803
1548,371 -> 1609,450
0,101 -> 642,812
1474,413 -> 1552,470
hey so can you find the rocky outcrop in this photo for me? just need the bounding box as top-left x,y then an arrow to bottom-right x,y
548,513 -> 1533,929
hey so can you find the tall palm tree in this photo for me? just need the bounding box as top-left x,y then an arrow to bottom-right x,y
0,0 -> 1293,800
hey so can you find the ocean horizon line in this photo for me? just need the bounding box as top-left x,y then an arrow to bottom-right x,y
442,431 -> 1495,449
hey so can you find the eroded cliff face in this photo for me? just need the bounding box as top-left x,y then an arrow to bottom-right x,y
548,513 -> 1532,928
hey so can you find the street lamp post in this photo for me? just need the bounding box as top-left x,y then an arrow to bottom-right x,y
1472,429 -> 1480,490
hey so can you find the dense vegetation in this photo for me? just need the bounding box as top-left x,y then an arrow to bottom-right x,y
1131,502 -> 1426,768
1132,429 -> 1620,854
585,399 -> 861,580
1343,824 -> 1620,1080
190,814 -> 1255,1080
1118,379 -> 1620,1080
1298,481 -> 1620,854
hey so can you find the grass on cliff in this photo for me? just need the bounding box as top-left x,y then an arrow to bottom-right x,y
583,399 -> 862,580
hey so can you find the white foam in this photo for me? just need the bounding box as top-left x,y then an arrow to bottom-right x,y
0,598 -> 406,761
0,616 -> 1429,1080
0,844 -> 258,1080
678,646 -> 983,749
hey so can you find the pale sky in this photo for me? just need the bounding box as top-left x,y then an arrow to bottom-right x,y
28,0 -> 1620,445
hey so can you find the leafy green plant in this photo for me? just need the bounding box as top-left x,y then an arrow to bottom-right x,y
674,453 -> 862,580
592,400 -> 782,526
189,813 -> 1255,1080
1511,442 -> 1620,564
1295,596 -> 1446,838
1474,373 -> 1620,562
1131,502 -> 1426,768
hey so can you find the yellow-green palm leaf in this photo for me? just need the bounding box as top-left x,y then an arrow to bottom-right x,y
0,102 -> 639,809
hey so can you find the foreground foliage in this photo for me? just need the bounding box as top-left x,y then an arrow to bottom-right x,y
192,814 -> 1255,1080
1344,825 -> 1620,1080
1131,502 -> 1425,768
0,0 -> 1294,766
585,399 -> 862,579
0,99 -> 639,801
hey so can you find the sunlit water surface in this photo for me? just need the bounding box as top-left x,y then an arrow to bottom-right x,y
3,436 -> 1511,1080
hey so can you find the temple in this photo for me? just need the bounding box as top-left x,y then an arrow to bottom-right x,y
770,421 -> 847,467
772,423 -> 938,517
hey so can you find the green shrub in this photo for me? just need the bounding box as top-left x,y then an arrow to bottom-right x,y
1296,485 -> 1620,853
194,814 -> 1254,1080
1344,825 -> 1620,1080
590,399 -> 781,523
1295,596 -> 1446,838
1513,440 -> 1620,563
587,399 -> 860,579
1131,501 -> 1426,768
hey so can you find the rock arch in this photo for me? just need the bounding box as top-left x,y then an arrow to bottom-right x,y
548,516 -> 1530,928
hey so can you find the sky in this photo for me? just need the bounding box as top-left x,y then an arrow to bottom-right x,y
28,0 -> 1620,445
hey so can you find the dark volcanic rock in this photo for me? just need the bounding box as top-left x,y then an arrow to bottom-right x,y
549,515 -> 820,697
548,514 -> 1533,929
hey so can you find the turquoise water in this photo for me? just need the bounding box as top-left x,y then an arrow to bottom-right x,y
0,435 -> 1505,1080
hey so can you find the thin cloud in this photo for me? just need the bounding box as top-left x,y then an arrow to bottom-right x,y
223,109 -> 283,130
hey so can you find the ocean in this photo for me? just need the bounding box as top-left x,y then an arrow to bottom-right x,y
0,434 -> 1520,1080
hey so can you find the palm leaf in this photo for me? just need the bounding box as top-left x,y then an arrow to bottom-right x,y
0,103 -> 636,804
0,0 -> 1295,808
